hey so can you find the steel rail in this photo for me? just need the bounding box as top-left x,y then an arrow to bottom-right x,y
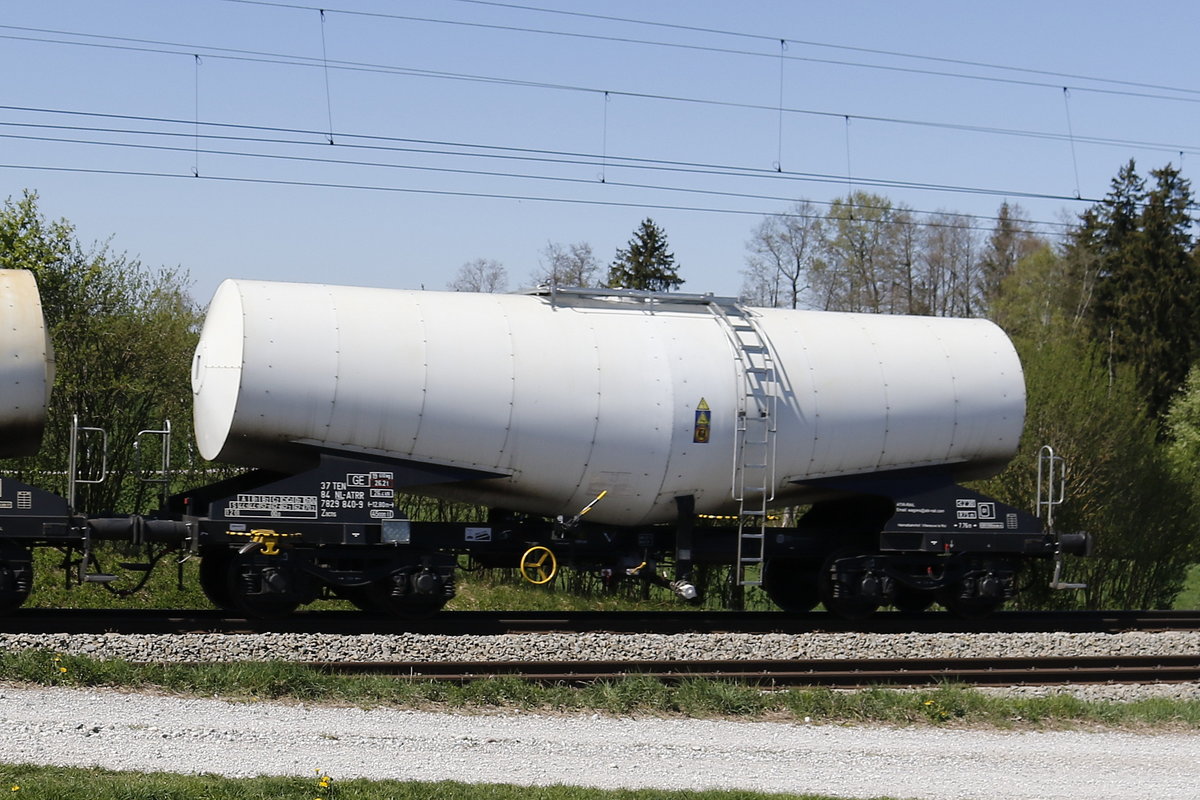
3,608 -> 1200,636
292,655 -> 1200,687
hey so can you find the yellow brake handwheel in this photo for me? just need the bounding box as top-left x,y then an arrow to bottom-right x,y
519,545 -> 558,585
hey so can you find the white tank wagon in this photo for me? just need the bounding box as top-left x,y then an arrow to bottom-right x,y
0,271 -> 1085,620
0,268 -> 54,458
191,280 -> 1025,527
179,280 -> 1079,619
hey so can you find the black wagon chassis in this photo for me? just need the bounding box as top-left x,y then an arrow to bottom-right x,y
0,446 -> 1087,619
161,452 -> 1085,619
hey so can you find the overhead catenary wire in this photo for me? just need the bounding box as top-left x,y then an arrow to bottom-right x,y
4,18 -> 1199,223
0,105 -> 1090,227
442,0 -> 1200,100
0,129 -> 1072,231
2,2 -> 1192,244
0,159 -> 1066,236
216,0 -> 1200,103
2,26 -> 1197,162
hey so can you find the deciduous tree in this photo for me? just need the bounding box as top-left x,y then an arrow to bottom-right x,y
816,192 -> 915,313
979,201 -> 1042,309
741,200 -> 821,308
0,191 -> 202,515
531,241 -> 600,288
982,219 -> 1198,609
448,258 -> 508,293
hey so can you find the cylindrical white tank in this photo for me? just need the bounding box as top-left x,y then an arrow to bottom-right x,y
0,269 -> 54,458
192,280 -> 1024,526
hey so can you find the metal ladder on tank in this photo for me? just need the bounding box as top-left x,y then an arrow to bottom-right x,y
707,300 -> 778,587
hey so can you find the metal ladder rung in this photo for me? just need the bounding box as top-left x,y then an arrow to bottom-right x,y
709,299 -> 777,589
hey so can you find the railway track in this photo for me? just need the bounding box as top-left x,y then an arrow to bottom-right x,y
285,655 -> 1200,687
2,608 -> 1199,636
5,609 -> 1198,689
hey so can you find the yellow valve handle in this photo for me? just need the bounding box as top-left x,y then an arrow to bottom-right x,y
519,545 -> 558,585
577,489 -> 608,517
228,529 -> 300,556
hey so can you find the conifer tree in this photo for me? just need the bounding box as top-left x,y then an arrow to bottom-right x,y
1084,161 -> 1200,420
606,218 -> 683,292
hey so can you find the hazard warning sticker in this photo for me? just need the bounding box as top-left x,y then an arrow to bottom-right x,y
693,398 -> 711,443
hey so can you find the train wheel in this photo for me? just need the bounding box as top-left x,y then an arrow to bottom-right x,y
818,549 -> 881,620
892,586 -> 935,614
370,594 -> 447,620
939,568 -> 1010,619
762,557 -> 821,612
939,591 -> 1004,620
0,544 -> 33,614
333,584 -> 377,613
198,550 -> 235,611
228,584 -> 301,619
214,552 -> 302,619
337,580 -> 448,619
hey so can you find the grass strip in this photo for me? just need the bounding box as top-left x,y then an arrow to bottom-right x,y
0,765 -> 863,800
3,649 -> 1199,728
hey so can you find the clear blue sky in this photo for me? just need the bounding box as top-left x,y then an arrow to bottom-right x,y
3,0 -> 1198,306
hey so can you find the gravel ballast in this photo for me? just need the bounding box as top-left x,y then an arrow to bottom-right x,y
2,629 -> 1199,664
1,685 -> 1199,800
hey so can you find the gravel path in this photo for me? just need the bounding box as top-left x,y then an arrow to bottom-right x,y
1,685 -> 1198,800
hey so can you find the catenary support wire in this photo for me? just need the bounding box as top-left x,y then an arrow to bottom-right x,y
319,9 -> 334,144
1062,87 -> 1082,199
193,54 -> 201,177
775,39 -> 787,172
